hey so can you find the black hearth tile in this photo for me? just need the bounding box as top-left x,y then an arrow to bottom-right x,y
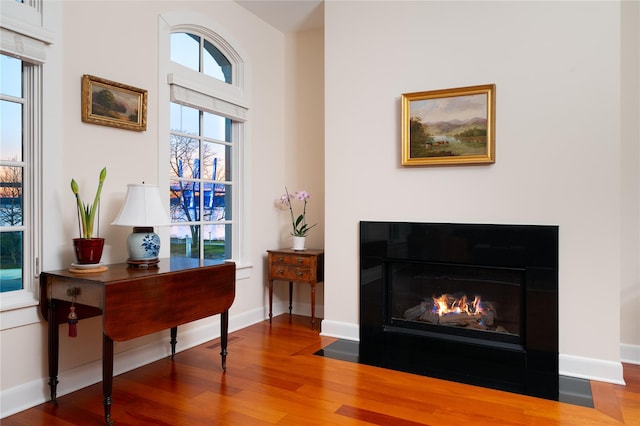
558,375 -> 594,408
315,339 -> 594,408
314,339 -> 360,363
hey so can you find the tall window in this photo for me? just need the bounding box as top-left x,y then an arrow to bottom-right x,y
1,0 -> 49,327
0,53 -> 40,295
167,27 -> 247,262
0,55 -> 25,292
169,103 -> 232,260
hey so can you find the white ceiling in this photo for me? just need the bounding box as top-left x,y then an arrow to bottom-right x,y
235,0 -> 324,33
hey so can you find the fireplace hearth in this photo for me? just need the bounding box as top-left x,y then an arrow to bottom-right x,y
359,221 -> 559,400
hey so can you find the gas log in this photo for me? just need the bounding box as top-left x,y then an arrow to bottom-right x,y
403,299 -> 497,330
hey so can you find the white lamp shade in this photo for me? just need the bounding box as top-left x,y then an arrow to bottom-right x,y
111,184 -> 171,227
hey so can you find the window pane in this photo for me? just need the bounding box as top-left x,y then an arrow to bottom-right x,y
216,184 -> 232,221
170,102 -> 199,135
0,231 -> 23,292
170,180 -> 200,223
202,141 -> 228,181
203,39 -> 231,83
0,166 -> 23,226
202,183 -> 229,221
169,134 -> 200,179
202,111 -> 227,141
203,224 -> 228,260
0,100 -> 23,161
170,224 -> 200,259
170,32 -> 200,72
0,55 -> 22,97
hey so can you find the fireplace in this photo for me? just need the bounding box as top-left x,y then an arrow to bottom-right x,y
360,221 -> 559,400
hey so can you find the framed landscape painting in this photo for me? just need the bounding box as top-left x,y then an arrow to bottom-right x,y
401,84 -> 495,166
81,74 -> 147,131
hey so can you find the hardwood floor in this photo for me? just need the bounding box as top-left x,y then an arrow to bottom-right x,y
3,314 -> 639,425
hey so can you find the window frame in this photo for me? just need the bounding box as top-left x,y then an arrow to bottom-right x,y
158,11 -> 252,279
0,0 -> 48,328
0,59 -> 42,313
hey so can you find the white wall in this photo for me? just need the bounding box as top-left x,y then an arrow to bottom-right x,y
323,0 -> 639,384
620,0 -> 640,364
281,28 -> 326,315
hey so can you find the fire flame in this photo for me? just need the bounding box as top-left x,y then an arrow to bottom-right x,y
432,294 -> 483,316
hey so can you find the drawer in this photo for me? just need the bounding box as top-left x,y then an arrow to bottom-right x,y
271,254 -> 312,267
50,281 -> 104,309
270,265 -> 310,281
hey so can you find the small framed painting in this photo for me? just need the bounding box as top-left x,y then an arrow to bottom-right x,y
81,74 -> 147,131
401,84 -> 495,166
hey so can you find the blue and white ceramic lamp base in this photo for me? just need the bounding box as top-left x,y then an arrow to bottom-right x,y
127,227 -> 161,267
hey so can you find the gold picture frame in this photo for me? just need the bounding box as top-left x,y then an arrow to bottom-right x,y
401,84 -> 495,166
81,74 -> 147,132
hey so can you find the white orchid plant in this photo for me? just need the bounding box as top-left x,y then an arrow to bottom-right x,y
279,187 -> 316,237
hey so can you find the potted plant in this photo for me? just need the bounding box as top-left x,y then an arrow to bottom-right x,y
278,187 -> 316,250
71,167 -> 107,264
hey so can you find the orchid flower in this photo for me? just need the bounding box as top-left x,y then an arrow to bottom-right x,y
279,187 -> 317,237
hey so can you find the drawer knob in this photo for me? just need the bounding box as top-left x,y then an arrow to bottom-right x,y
278,269 -> 284,274
67,287 -> 82,297
297,258 -> 303,263
296,271 -> 303,276
277,257 -> 284,262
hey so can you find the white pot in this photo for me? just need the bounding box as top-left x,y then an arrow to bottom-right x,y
292,236 -> 306,251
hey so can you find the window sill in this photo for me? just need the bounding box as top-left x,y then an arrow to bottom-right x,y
0,290 -> 41,330
235,262 -> 252,280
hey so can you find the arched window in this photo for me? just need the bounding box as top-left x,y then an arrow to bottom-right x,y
170,32 -> 232,83
159,13 -> 250,274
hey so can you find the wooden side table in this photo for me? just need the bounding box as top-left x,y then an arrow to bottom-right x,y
267,248 -> 324,329
39,258 -> 236,425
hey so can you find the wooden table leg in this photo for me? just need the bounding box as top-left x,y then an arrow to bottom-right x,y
47,299 -> 59,405
288,281 -> 293,315
220,310 -> 229,370
103,333 -> 114,425
268,280 -> 273,323
310,282 -> 316,330
170,327 -> 177,359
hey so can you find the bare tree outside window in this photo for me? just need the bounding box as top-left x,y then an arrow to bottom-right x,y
169,132 -> 228,259
0,164 -> 23,262
0,164 -> 23,228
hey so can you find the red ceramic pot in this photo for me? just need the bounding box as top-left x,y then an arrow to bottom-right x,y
73,238 -> 105,264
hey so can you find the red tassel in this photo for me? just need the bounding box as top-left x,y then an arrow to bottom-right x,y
68,306 -> 78,338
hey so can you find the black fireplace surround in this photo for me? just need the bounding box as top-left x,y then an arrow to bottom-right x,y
360,221 -> 559,400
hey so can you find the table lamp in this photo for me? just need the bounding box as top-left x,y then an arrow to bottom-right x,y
112,183 -> 171,267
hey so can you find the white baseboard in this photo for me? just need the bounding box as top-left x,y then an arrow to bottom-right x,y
320,319 -> 359,341
559,354 -> 625,385
269,288 -> 326,320
291,302 -> 325,319
0,377 -> 51,419
621,343 -> 640,365
0,309 -> 266,419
